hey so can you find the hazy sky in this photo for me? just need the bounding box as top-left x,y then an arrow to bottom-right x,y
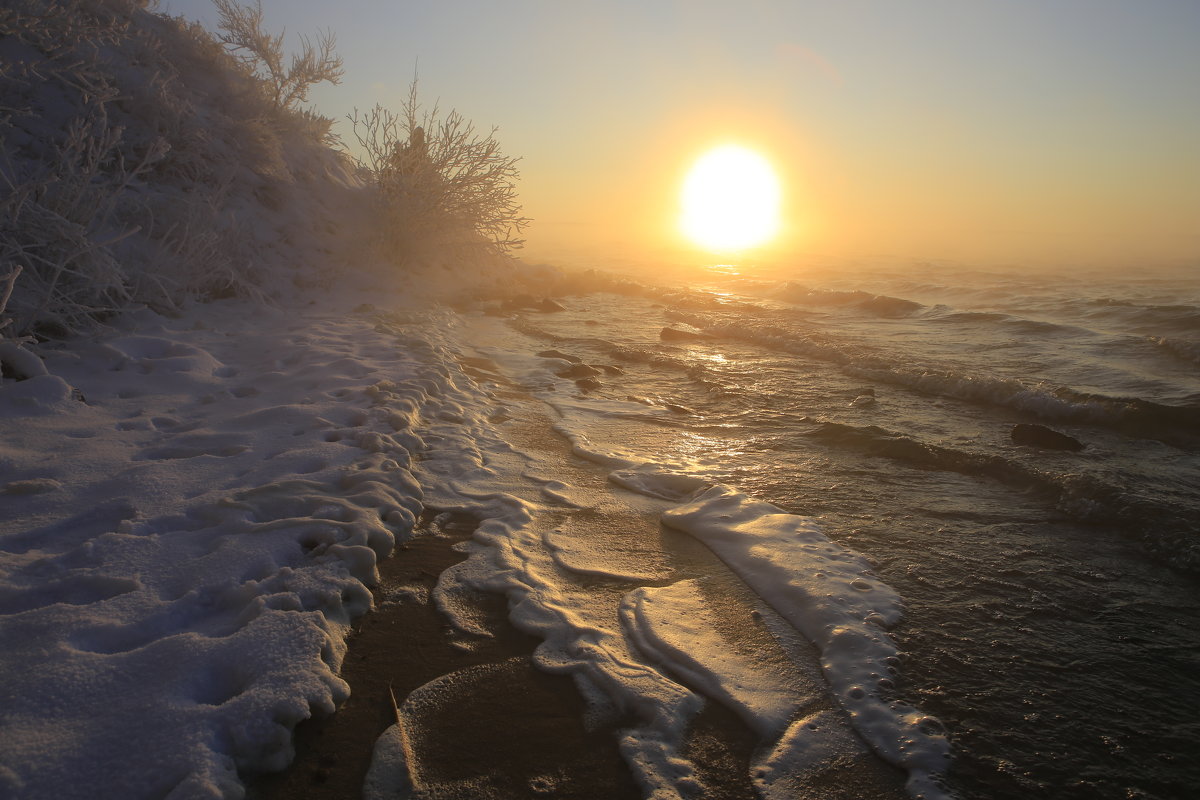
163,0 -> 1200,269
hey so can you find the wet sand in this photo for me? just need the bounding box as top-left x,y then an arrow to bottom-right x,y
248,511 -> 643,799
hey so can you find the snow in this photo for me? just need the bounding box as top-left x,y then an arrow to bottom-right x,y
0,296 -> 434,799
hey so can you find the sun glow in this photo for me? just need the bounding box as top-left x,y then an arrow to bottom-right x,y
680,145 -> 781,252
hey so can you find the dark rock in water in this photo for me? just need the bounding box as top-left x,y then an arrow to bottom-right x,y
557,363 -> 602,380
539,298 -> 566,312
575,378 -> 602,391
1011,423 -> 1085,451
660,327 -> 708,342
537,350 -> 582,364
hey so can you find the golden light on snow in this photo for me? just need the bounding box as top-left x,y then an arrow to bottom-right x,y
680,145 -> 781,252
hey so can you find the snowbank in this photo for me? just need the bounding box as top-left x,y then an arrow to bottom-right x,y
0,297 -> 443,799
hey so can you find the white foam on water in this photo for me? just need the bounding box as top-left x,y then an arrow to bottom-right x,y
608,468 -> 710,502
542,527 -> 670,583
621,579 -> 803,739
660,485 -> 952,799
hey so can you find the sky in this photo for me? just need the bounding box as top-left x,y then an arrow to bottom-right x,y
162,0 -> 1200,271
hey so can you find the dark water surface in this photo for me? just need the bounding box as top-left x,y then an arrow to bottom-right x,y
505,260 -> 1200,799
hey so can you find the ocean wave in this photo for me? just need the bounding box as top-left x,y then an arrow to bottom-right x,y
801,420 -> 1055,491
1152,336 -> 1200,366
664,310 -> 1200,446
773,284 -> 924,317
800,420 -> 1200,571
604,344 -> 694,372
925,308 -> 1012,325
1084,301 -> 1200,334
1087,297 -> 1136,308
998,318 -> 1089,337
923,307 -> 1090,339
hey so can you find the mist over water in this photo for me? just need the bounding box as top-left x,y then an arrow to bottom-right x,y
500,257 -> 1200,798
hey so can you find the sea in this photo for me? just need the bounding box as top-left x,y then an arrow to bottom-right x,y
431,257 -> 1200,799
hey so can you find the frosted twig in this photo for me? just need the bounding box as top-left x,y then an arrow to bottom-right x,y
0,266 -> 21,320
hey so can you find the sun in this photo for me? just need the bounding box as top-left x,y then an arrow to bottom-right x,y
680,145 -> 781,253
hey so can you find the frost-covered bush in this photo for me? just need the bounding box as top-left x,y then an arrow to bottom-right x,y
0,0 -> 527,337
212,0 -> 343,114
0,0 -> 354,338
350,82 -> 530,264
1,0 -> 149,335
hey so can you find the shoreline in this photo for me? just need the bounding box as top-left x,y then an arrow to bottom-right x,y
248,510 -> 644,799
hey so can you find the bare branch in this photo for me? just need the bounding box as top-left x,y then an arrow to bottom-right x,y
212,0 -> 342,110
348,79 -> 529,261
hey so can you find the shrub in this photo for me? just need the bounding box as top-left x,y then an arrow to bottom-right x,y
350,81 -> 530,263
212,0 -> 343,111
0,0 -> 351,338
0,0 -> 154,336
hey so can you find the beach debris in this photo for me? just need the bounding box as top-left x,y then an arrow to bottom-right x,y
388,684 -> 401,725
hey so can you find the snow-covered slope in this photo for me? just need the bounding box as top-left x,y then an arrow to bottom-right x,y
0,295 -> 451,798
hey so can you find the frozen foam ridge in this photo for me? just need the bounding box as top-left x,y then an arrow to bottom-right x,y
428,488 -> 706,799
661,485 -> 952,800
